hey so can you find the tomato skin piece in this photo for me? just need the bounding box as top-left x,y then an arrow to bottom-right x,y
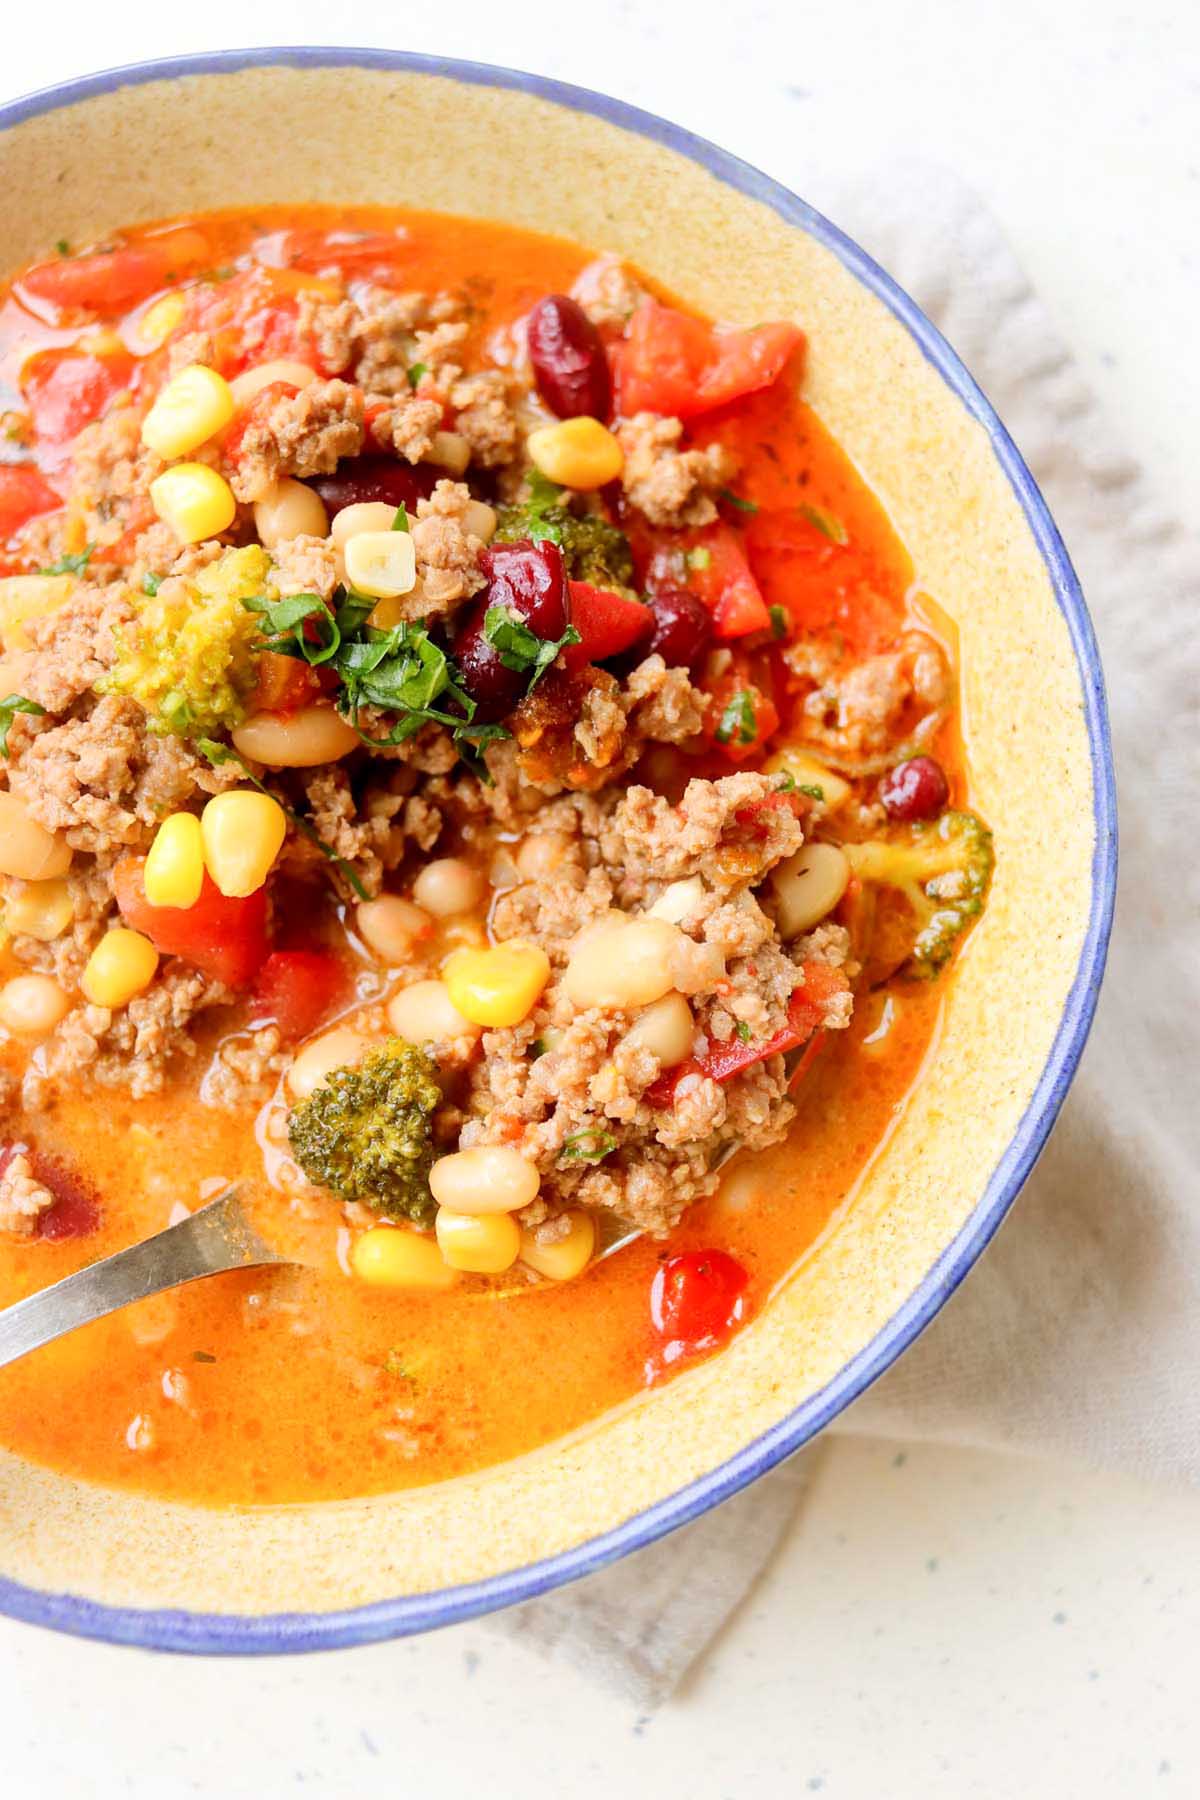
22,349 -> 134,458
650,1249 -> 749,1362
562,580 -> 652,671
17,228 -> 211,316
0,467 -> 62,541
645,962 -> 848,1104
113,859 -> 270,989
615,301 -> 803,420
251,651 -> 323,716
251,950 -> 346,1042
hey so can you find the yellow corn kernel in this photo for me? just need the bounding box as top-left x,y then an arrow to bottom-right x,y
144,812 -> 205,910
200,790 -> 287,898
343,529 -> 417,600
4,877 -> 73,942
141,364 -> 235,459
443,941 -> 551,1028
519,1210 -> 596,1282
435,1207 -> 521,1275
527,417 -> 624,490
351,1225 -> 460,1291
82,928 -> 159,1008
139,292 -> 187,347
150,462 -> 237,545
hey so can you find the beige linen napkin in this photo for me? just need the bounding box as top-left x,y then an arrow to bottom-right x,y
489,166 -> 1199,1705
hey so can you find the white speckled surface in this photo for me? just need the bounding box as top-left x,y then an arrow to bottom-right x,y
1,2 -> 1197,1792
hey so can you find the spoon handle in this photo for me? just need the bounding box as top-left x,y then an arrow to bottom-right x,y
0,1188 -> 282,1371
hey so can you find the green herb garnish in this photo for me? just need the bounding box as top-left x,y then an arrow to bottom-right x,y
141,572 -> 163,597
769,604 -> 789,640
391,503 -> 410,533
799,503 -> 848,545
54,239 -> 70,257
714,689 -> 758,747
686,545 -> 712,573
38,544 -> 94,578
406,363 -> 428,390
720,487 -> 759,515
482,604 -> 580,691
0,694 -> 45,756
735,1021 -> 752,1043
563,1127 -> 618,1164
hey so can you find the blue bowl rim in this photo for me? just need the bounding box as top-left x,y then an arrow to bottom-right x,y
0,45 -> 1117,1656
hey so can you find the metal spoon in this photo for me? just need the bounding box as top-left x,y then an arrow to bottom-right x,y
0,1187 -> 288,1371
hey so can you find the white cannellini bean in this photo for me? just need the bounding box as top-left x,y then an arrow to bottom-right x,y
232,704 -> 359,769
331,502 -> 398,548
0,790 -> 72,880
461,499 -> 497,543
770,842 -> 851,940
428,1145 -> 541,1216
562,912 -> 681,1010
387,979 -> 479,1046
228,360 -> 318,408
514,832 -> 572,881
0,973 -> 70,1035
286,1027 -> 373,1100
355,896 -> 432,965
253,478 -> 329,548
646,877 -> 705,925
411,857 -> 485,918
621,992 -> 695,1067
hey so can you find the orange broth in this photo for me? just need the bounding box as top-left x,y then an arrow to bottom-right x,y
0,207 -> 955,1505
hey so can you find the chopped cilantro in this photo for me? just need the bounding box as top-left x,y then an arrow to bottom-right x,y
735,1021 -> 752,1043
714,689 -> 758,746
191,1350 -> 217,1364
482,603 -> 580,691
54,239 -> 70,257
686,545 -> 712,572
769,604 -> 789,640
406,362 -> 428,390
0,694 -> 45,756
242,591 -> 340,666
391,503 -> 410,533
563,1127 -> 618,1164
197,737 -> 369,901
141,572 -> 162,597
798,782 -> 826,802
720,486 -> 759,515
38,544 -> 94,577
799,503 -> 848,545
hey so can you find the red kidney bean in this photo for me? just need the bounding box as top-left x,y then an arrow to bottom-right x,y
646,586 -> 713,669
878,755 -> 949,821
307,456 -> 436,518
527,294 -> 611,420
452,539 -> 571,718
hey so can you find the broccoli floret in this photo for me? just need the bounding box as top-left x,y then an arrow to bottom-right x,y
101,544 -> 269,735
287,1038 -> 442,1224
844,810 -> 994,977
495,474 -> 635,592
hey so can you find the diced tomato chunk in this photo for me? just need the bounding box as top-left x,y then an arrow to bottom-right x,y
562,580 -> 652,671
22,348 -> 134,457
703,673 -> 780,764
615,300 -> 803,420
17,228 -> 211,316
113,859 -> 269,989
784,959 -> 851,1041
649,1249 -> 749,1365
0,466 -> 62,541
645,523 -> 770,641
251,950 -> 347,1042
251,651 -> 323,715
645,961 -> 849,1105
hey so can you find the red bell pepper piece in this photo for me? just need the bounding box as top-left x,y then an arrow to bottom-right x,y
561,580 -> 652,671
645,962 -> 849,1106
113,859 -> 270,990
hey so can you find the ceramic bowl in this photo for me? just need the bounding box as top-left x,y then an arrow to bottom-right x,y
0,49 -> 1116,1650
